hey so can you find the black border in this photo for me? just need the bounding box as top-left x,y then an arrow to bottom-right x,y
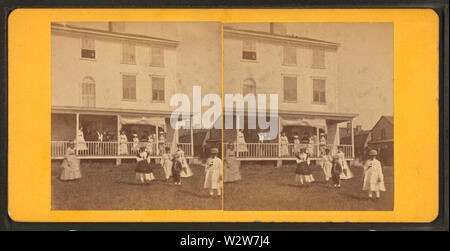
0,1 -> 448,231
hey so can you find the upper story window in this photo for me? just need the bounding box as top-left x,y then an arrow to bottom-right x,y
283,46 -> 297,65
243,78 -> 256,96
81,77 -> 95,107
242,40 -> 256,61
313,78 -> 326,104
312,49 -> 325,69
81,38 -> 95,59
150,47 -> 164,67
122,43 -> 136,64
283,76 -> 297,103
151,76 -> 165,102
122,74 -> 136,100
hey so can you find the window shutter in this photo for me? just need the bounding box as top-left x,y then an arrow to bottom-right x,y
151,47 -> 164,66
283,46 -> 297,65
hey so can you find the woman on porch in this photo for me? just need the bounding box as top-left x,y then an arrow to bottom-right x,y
280,132 -> 289,157
236,129 -> 248,157
76,127 -> 87,153
119,130 -> 128,155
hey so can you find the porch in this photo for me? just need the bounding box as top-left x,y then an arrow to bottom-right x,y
51,108 -> 194,160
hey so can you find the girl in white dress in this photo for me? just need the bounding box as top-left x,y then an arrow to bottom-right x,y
161,146 -> 173,182
76,127 -> 87,151
338,150 -> 354,179
204,148 -> 222,197
177,144 -> 193,178
119,131 -> 128,155
320,148 -> 333,184
132,133 -> 139,154
363,150 -> 386,200
280,132 -> 289,157
236,130 -> 248,157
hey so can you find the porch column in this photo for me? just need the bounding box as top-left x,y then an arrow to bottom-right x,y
350,120 -> 355,159
75,113 -> 79,155
276,116 -> 282,168
155,125 -> 159,155
316,127 -> 320,157
116,115 -> 121,165
190,115 -> 194,157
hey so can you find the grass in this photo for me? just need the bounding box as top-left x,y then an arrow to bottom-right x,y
224,161 -> 394,211
51,160 -> 222,210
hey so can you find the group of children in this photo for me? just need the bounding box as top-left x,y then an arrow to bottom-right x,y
295,148 -> 386,200
134,145 -> 222,197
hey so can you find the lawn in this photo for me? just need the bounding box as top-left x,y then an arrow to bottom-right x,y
224,161 -> 394,211
51,160 -> 222,210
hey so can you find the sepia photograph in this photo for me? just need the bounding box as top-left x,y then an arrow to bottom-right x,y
50,22 -> 223,210
222,23 -> 394,211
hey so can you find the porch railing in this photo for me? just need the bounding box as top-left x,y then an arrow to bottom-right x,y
51,141 -> 193,158
224,143 -> 353,159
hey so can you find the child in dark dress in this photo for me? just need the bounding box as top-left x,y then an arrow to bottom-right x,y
331,155 -> 343,188
135,147 -> 152,184
172,152 -> 183,185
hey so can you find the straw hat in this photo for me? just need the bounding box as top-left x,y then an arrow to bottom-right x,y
369,149 -> 378,156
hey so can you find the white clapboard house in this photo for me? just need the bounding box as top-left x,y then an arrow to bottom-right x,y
223,23 -> 358,162
51,22 -> 194,163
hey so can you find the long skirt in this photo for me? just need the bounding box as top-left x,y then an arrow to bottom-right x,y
60,156 -> 81,181
280,144 -> 289,156
204,168 -> 221,189
180,158 -> 193,178
223,158 -> 241,182
340,161 -> 354,179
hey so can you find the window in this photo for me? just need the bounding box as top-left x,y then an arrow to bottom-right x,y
81,77 -> 95,107
283,76 -> 297,102
313,79 -> 326,103
122,74 -> 136,100
283,46 -> 297,65
122,43 -> 136,64
152,76 -> 165,101
242,40 -> 256,60
150,47 -> 164,66
81,38 -> 95,59
243,78 -> 256,96
312,49 -> 325,68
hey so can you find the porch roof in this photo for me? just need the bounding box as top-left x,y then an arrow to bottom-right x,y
52,106 -> 191,117
223,108 -> 358,121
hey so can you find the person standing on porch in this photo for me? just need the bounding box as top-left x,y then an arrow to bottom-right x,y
158,131 -> 166,155
119,130 -> 128,155
280,132 -> 289,157
204,148 -> 222,197
146,134 -> 154,155
76,127 -> 87,153
362,150 -> 386,200
60,142 -> 82,181
293,134 -> 301,156
132,133 -> 139,154
236,129 -> 248,157
319,132 -> 327,156
177,144 -> 193,178
96,130 -> 104,155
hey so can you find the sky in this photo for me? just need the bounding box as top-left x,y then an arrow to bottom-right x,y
66,22 -> 392,130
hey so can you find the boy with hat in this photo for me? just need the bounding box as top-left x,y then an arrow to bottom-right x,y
331,154 -> 343,188
204,148 -> 222,197
362,150 -> 386,200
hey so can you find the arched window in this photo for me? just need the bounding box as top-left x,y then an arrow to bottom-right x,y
243,78 -> 256,96
81,77 -> 96,107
